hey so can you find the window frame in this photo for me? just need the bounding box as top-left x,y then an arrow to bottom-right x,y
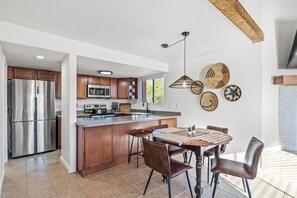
142,77 -> 164,104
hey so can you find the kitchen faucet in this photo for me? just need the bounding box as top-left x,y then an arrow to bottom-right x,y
142,101 -> 149,113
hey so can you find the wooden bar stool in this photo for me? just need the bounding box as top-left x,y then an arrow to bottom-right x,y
128,129 -> 152,168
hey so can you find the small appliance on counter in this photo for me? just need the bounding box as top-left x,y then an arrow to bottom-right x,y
111,102 -> 119,112
84,104 -> 115,118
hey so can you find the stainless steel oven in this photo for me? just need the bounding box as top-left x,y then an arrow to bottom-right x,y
87,85 -> 110,98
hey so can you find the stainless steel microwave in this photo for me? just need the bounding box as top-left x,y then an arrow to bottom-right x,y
87,85 -> 110,98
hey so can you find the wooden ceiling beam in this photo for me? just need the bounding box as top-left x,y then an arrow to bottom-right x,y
209,0 -> 264,43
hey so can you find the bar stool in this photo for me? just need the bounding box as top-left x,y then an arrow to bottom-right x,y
128,129 -> 152,168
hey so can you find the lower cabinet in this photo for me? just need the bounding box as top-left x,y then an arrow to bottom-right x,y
159,118 -> 177,127
77,120 -> 159,177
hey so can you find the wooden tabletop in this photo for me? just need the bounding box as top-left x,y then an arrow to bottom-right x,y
153,127 -> 232,147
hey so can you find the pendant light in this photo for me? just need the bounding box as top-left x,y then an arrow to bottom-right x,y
162,32 -> 194,88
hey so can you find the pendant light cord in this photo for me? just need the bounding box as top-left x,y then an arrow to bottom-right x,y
184,37 -> 186,76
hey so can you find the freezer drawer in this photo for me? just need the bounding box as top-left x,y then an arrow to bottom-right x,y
12,122 -> 35,158
37,120 -> 56,153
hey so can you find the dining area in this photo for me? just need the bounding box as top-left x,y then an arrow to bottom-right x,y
127,124 -> 264,198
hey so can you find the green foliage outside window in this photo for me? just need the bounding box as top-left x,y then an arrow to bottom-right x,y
146,78 -> 164,103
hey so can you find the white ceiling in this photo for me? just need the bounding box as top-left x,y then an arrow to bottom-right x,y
0,0 -> 250,64
1,41 -> 66,71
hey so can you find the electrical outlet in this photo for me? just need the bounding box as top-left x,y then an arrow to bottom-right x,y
169,104 -> 173,109
176,104 -> 181,109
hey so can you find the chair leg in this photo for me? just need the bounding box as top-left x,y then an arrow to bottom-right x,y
128,136 -> 134,163
167,178 -> 172,198
136,137 -> 139,168
207,157 -> 210,184
143,169 -> 154,195
212,173 -> 219,198
188,151 -> 193,165
245,178 -> 252,198
185,171 -> 193,198
183,152 -> 188,163
210,173 -> 214,186
242,178 -> 246,192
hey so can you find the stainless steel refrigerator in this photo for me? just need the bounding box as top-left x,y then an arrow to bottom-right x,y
11,79 -> 56,158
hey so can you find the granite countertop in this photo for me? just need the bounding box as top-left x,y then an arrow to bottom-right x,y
76,113 -> 180,128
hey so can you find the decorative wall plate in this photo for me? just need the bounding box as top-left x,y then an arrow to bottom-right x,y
191,80 -> 204,95
224,85 -> 242,101
205,63 -> 230,89
200,91 -> 218,111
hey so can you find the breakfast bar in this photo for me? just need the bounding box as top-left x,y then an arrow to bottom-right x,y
76,113 -> 179,177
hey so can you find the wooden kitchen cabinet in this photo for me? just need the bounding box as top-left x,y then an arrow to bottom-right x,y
110,78 -> 118,99
57,117 -> 61,149
117,78 -> 129,99
159,118 -> 177,128
99,77 -> 110,86
56,72 -> 61,99
13,67 -> 36,79
7,66 -> 13,80
87,76 -> 100,85
37,70 -> 57,81
77,75 -> 87,99
117,78 -> 138,99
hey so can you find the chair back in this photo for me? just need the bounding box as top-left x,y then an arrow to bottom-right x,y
207,125 -> 228,153
151,124 -> 168,131
142,138 -> 171,177
244,137 -> 264,179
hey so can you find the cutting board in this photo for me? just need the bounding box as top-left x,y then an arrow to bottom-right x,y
119,103 -> 131,112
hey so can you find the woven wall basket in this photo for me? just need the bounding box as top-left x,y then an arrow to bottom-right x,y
200,91 -> 218,111
205,63 -> 230,89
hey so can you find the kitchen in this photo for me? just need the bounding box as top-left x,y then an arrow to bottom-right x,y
1,0 -> 297,197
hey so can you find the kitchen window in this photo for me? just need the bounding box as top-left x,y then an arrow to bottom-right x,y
139,77 -> 165,103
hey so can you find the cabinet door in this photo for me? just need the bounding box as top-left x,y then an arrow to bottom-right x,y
159,118 -> 177,127
117,78 -> 129,99
110,78 -> 118,99
57,117 -> 61,149
13,68 -> 36,79
77,75 -> 87,99
84,126 -> 113,169
56,72 -> 61,99
99,77 -> 110,86
8,66 -> 13,80
37,70 -> 57,81
87,76 -> 100,85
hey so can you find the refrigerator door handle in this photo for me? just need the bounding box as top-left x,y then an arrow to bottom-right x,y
36,86 -> 39,95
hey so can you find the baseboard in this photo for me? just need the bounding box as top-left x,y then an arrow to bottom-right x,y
0,168 -> 4,197
60,156 -> 76,173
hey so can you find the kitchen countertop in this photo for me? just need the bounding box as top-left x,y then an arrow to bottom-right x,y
76,113 -> 180,128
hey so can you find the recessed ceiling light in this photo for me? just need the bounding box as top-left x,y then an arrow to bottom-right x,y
36,55 -> 45,59
98,70 -> 113,75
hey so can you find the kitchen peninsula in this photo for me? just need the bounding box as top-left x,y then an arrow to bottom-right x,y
76,112 -> 180,177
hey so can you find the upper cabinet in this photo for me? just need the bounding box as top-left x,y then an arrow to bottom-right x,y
56,72 -> 61,99
8,66 -> 13,80
37,70 -> 57,81
77,75 -> 87,99
117,78 -> 138,99
13,67 -> 36,79
110,78 -> 118,99
87,76 -> 100,85
99,77 -> 110,86
88,76 -> 110,86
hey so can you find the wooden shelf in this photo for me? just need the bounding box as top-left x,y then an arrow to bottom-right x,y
274,75 -> 297,85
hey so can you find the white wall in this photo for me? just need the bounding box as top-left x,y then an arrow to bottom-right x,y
135,43 -> 262,153
261,0 -> 297,148
0,44 -> 7,196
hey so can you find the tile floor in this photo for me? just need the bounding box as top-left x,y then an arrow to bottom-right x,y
1,150 -> 295,198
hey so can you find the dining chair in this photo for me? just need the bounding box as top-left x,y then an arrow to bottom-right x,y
211,137 -> 264,198
142,138 -> 193,198
187,125 -> 228,184
151,124 -> 188,163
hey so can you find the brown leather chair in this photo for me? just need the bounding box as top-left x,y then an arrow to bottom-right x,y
142,138 -> 193,198
151,124 -> 188,162
188,125 -> 228,184
211,137 -> 264,198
